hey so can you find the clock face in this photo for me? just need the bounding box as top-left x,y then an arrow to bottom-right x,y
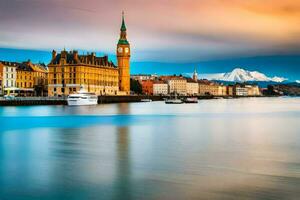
125,47 -> 129,53
118,47 -> 123,53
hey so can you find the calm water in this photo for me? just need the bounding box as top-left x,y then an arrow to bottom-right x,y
0,97 -> 300,200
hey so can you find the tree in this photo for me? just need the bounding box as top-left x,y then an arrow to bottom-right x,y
130,79 -> 142,94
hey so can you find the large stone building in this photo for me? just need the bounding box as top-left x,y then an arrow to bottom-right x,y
153,81 -> 168,95
16,61 -> 48,96
141,80 -> 153,95
0,61 -> 48,96
48,50 -> 119,96
234,84 -> 261,96
166,77 -> 187,95
186,79 -> 199,95
198,80 -> 227,96
0,61 -> 18,95
48,13 -> 130,96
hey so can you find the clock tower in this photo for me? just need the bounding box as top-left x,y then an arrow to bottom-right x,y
117,12 -> 130,94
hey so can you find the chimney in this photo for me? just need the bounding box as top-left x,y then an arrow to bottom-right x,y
52,50 -> 57,59
73,50 -> 78,60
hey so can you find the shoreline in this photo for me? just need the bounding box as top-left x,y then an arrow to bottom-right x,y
0,95 -> 289,106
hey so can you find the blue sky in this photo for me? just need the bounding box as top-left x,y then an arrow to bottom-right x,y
1,48 -> 299,81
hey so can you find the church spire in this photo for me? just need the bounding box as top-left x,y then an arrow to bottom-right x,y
193,67 -> 198,81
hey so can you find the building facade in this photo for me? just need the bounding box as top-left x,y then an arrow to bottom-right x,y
198,81 -> 227,96
234,85 -> 248,96
141,80 -> 153,95
1,61 -> 18,95
48,50 -> 119,96
167,77 -> 187,95
186,79 -> 199,95
16,61 -> 48,96
247,85 -> 261,96
153,81 -> 168,95
227,85 -> 234,96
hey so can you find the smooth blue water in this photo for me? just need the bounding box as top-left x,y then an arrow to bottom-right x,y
1,97 -> 300,200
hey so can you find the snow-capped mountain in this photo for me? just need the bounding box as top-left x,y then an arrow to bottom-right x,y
199,68 -> 287,83
296,80 -> 300,84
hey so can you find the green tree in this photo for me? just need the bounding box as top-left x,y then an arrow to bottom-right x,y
130,79 -> 142,94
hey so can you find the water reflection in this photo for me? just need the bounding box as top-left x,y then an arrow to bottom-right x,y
0,98 -> 300,199
114,126 -> 131,200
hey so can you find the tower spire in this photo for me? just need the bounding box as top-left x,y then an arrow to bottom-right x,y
118,11 -> 129,45
193,67 -> 198,81
121,11 -> 127,31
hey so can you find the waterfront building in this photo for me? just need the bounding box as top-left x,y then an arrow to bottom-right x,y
117,12 -> 131,94
166,76 -> 187,95
234,84 -> 248,96
247,85 -> 261,96
218,85 -> 227,96
48,50 -> 119,96
16,61 -> 48,96
198,80 -> 226,96
227,85 -> 234,96
153,81 -> 168,95
48,13 -> 130,96
141,80 -> 153,95
0,61 -> 18,95
186,79 -> 199,95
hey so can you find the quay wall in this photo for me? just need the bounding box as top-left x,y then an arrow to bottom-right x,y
0,95 -> 264,106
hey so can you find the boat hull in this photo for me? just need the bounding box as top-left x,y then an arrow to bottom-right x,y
67,98 -> 98,106
184,98 -> 198,103
165,100 -> 183,104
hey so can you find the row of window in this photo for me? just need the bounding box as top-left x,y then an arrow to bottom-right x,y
5,67 -> 15,72
16,82 -> 33,88
51,80 -> 118,86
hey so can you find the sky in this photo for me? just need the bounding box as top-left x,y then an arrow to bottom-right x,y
0,0 -> 300,80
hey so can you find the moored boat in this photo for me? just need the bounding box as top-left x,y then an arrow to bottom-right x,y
184,97 -> 198,103
141,99 -> 152,102
165,93 -> 183,104
67,89 -> 98,106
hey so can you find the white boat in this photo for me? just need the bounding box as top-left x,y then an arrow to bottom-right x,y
184,97 -> 198,103
165,93 -> 183,104
67,89 -> 98,106
141,99 -> 152,102
165,99 -> 183,104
